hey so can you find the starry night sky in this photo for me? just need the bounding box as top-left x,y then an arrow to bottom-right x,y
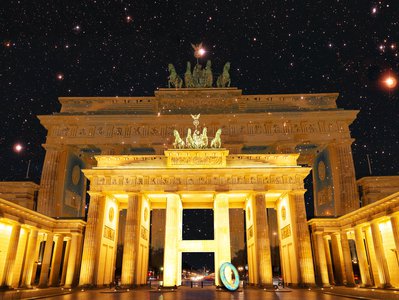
1,2 -> 398,187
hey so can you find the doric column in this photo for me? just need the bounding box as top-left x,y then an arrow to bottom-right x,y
29,232 -> 44,287
21,229 -> 39,287
49,234 -> 65,286
315,233 -> 330,287
163,194 -> 182,287
340,231 -> 355,286
288,191 -> 315,285
65,233 -> 82,287
323,235 -> 334,285
390,215 -> 399,254
1,224 -> 21,288
60,237 -> 71,286
364,226 -> 379,286
38,232 -> 54,288
79,192 -> 106,286
121,193 -> 140,286
354,226 -> 372,287
370,221 -> 391,288
253,193 -> 273,287
331,233 -> 346,285
214,193 -> 231,287
37,146 -> 63,216
326,141 -> 359,215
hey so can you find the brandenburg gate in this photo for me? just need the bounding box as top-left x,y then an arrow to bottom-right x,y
78,149 -> 315,287
1,58 -> 398,291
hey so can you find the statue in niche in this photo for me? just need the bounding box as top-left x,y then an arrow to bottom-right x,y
210,129 -> 222,148
168,64 -> 182,88
204,60 -> 213,87
184,62 -> 195,88
216,62 -> 231,87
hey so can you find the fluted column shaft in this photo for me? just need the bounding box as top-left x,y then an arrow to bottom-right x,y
163,194 -> 182,287
79,193 -> 106,286
49,234 -> 65,286
331,233 -> 346,285
1,224 -> 21,288
340,232 -> 355,286
21,229 -> 39,287
354,227 -> 372,286
390,215 -> 399,254
37,148 -> 62,216
327,141 -> 359,215
121,194 -> 140,286
323,236 -> 334,285
60,237 -> 71,286
316,233 -> 330,286
214,193 -> 231,287
254,193 -> 273,286
289,191 -> 315,285
65,233 -> 82,287
370,221 -> 391,287
38,232 -> 54,288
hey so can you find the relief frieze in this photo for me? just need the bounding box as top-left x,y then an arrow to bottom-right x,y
51,120 -> 348,139
93,173 -> 303,187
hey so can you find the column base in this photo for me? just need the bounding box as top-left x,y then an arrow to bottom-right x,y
157,285 -> 177,290
78,284 -> 97,289
345,283 -> 356,287
378,283 -> 393,289
258,284 -> 275,290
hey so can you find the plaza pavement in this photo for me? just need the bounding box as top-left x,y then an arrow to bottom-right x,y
1,285 -> 399,300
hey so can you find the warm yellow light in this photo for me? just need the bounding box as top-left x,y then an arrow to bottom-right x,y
0,222 -> 12,234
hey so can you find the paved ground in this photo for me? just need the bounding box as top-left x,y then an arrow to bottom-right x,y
1,286 -> 399,300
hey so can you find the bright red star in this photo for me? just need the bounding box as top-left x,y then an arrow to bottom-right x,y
381,73 -> 398,89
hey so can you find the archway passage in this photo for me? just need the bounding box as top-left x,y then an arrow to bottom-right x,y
182,252 -> 215,286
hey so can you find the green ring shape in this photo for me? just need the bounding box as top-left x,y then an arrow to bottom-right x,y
219,262 -> 240,291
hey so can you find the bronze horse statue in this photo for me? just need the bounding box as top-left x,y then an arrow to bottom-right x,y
216,62 -> 231,87
168,64 -> 183,88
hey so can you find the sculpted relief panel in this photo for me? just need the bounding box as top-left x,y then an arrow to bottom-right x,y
51,120 -> 348,141
91,173 -> 304,189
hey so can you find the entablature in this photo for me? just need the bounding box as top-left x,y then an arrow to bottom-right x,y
308,191 -> 399,231
38,110 -> 358,151
57,90 -> 340,115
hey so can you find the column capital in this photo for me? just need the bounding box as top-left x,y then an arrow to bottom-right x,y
254,193 -> 265,201
289,189 -> 306,196
354,224 -> 365,231
390,212 -> 399,218
87,191 -> 104,198
126,192 -> 139,197
42,144 -> 64,151
328,138 -> 355,147
330,231 -> 341,237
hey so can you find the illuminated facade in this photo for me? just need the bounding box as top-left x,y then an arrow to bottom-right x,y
0,87 -> 398,289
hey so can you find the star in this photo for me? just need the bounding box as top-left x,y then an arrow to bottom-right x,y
13,143 -> 23,153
